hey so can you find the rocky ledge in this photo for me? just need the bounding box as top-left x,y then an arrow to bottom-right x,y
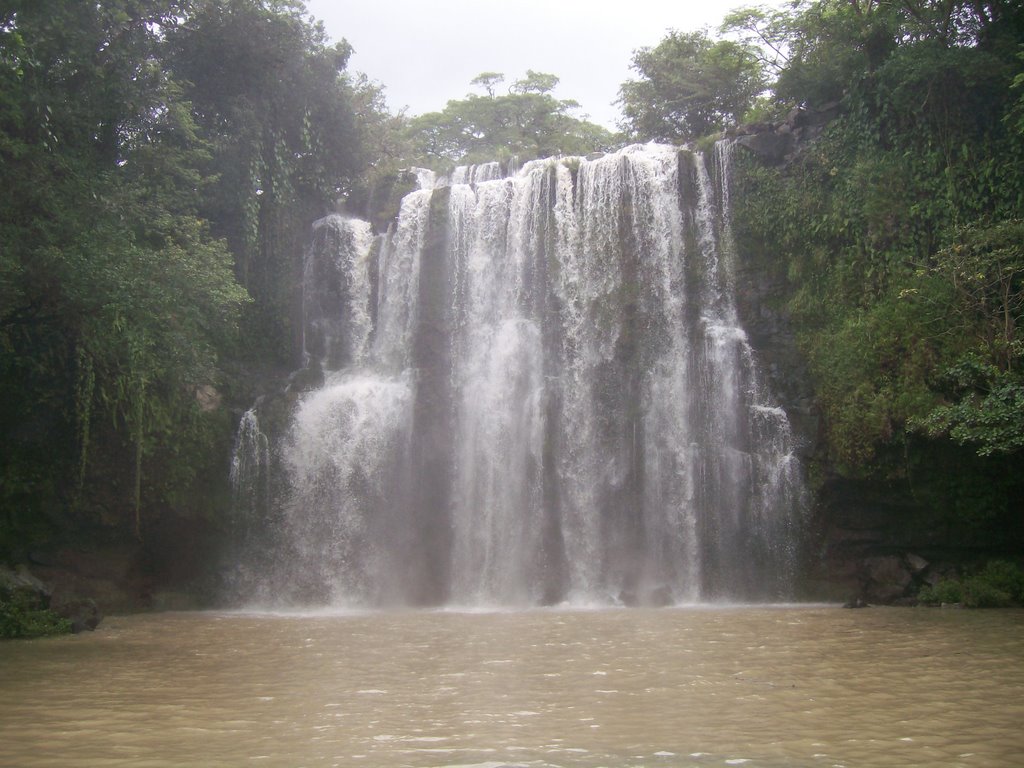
1,564 -> 101,637
729,101 -> 842,165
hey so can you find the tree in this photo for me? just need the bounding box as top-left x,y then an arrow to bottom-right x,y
166,0 -> 365,366
617,30 -> 765,142
0,0 -> 248,548
470,71 -> 504,97
511,70 -> 561,95
727,0 -> 1024,478
720,5 -> 793,76
407,71 -> 618,166
917,358 -> 1024,456
771,0 -> 899,106
913,220 -> 1024,456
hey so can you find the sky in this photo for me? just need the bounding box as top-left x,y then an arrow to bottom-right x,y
304,0 -> 762,130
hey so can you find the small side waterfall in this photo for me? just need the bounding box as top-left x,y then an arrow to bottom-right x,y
302,215 -> 375,370
229,407 -> 270,533
231,142 -> 807,607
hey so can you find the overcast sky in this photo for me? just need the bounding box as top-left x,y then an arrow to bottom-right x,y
304,0 -> 763,129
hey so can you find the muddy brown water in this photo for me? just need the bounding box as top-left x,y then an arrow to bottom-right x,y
1,606 -> 1022,767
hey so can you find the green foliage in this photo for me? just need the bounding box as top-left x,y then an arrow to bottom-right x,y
729,0 -> 1024,476
903,220 -> 1024,455
733,132 -> 951,471
512,70 -> 561,95
165,0 -> 365,365
774,0 -> 897,106
929,221 -> 1024,363
720,5 -> 793,77
917,358 -> 1024,456
962,579 -> 1015,608
0,0 -> 364,553
917,578 -> 964,606
0,592 -> 72,639
807,297 -> 941,469
918,560 -> 1024,607
720,1 -> 1024,540
470,72 -> 505,97
347,73 -> 414,193
978,559 -> 1024,601
407,72 -> 619,167
618,30 -> 765,142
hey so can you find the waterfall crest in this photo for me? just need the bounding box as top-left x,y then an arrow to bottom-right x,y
234,142 -> 807,607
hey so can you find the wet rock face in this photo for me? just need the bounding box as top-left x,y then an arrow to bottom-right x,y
729,255 -> 818,459
0,565 -> 51,610
26,544 -> 155,616
801,483 -> 928,603
50,595 -> 102,633
732,102 -> 842,166
724,115 -> 827,459
736,132 -> 795,165
862,555 -> 916,603
797,466 -> 1024,604
349,170 -> 420,235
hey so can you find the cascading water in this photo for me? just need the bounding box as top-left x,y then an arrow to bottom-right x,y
302,215 -> 375,370
229,407 -> 270,534
234,142 -> 807,608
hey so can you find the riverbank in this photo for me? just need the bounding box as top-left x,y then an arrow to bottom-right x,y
1,520 -> 224,637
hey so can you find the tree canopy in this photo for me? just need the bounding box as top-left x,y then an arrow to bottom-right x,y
618,30 -> 766,142
0,0 -> 369,553
720,0 -> 1024,513
407,71 -> 619,166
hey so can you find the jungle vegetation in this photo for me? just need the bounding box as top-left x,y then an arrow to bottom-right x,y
405,70 -> 620,166
710,1 -> 1024,513
620,0 -> 1024,533
0,0 -> 370,556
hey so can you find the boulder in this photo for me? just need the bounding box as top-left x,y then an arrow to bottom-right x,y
50,595 -> 102,633
0,564 -> 51,610
862,555 -> 913,603
733,102 -> 842,168
736,132 -> 795,165
195,384 -> 222,412
905,552 -> 929,574
734,122 -> 775,136
1,564 -> 82,637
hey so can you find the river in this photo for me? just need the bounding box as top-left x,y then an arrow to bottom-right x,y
1,606 -> 1022,767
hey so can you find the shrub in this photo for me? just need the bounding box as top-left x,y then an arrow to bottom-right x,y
917,560 -> 1024,608
977,560 -> 1024,602
961,578 -> 1013,608
918,579 -> 964,605
0,592 -> 72,639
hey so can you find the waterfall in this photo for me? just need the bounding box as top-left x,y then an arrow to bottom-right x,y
235,142 -> 807,608
229,407 -> 270,531
302,215 -> 375,371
